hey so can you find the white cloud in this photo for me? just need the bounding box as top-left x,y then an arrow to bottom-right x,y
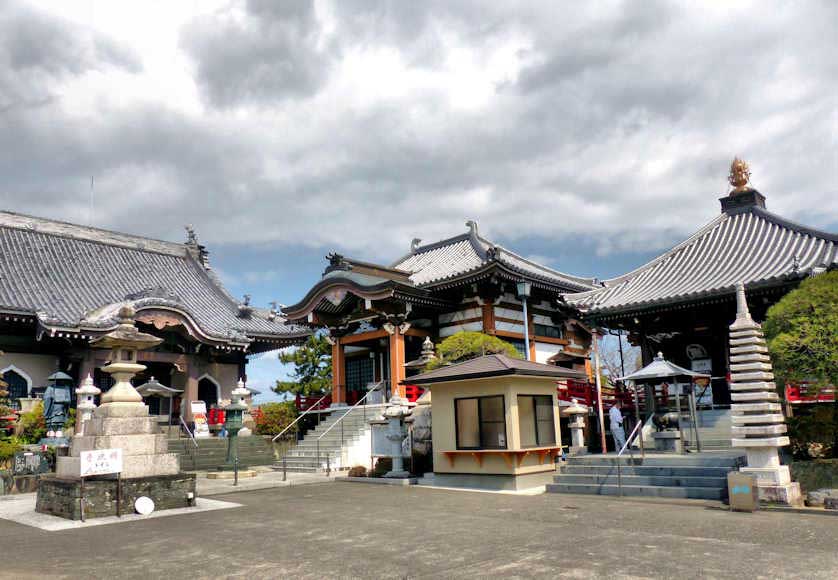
1,0 -> 835,268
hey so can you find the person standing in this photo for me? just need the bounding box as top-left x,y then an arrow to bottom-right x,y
609,400 -> 626,452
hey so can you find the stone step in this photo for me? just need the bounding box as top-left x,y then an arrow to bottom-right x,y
567,454 -> 744,468
554,474 -> 726,487
545,482 -> 725,500
561,465 -> 734,478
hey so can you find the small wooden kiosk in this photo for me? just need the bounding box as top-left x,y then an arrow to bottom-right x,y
408,354 -> 587,491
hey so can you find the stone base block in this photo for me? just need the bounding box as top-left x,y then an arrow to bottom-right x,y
35,473 -> 197,520
94,403 -> 150,418
57,453 -> 180,478
740,465 -> 791,486
84,416 -> 159,436
755,481 -> 803,506
569,446 -> 588,456
432,470 -> 554,491
652,431 -> 682,453
70,434 -> 169,457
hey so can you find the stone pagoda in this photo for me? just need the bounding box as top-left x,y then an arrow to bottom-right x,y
729,283 -> 801,505
37,306 -> 196,519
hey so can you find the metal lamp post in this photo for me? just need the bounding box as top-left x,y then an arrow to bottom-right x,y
223,379 -> 250,485
516,281 -> 532,361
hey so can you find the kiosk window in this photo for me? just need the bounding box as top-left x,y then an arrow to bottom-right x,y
455,395 -> 507,449
518,395 -> 556,446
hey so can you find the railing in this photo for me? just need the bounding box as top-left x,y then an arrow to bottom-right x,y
316,382 -> 384,472
179,415 -> 199,471
615,419 -> 645,497
786,382 -> 836,404
273,392 -> 330,443
296,392 -> 333,412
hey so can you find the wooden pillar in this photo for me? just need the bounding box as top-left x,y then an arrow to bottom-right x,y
184,363 -> 199,422
332,339 -> 345,404
481,302 -> 496,334
388,328 -> 406,398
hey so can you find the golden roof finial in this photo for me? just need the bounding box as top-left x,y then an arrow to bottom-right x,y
728,157 -> 751,193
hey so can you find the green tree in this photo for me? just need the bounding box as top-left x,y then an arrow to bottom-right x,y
426,331 -> 521,370
764,271 -> 838,458
253,401 -> 298,436
763,271 -> 838,387
273,334 -> 333,396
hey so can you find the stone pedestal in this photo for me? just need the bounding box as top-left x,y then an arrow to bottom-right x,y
383,395 -> 413,478
652,431 -> 683,453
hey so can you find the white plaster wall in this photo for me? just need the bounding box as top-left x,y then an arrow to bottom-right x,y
0,352 -> 59,393
439,321 -> 483,337
495,307 -> 524,321
495,321 -> 525,334
534,342 -> 560,364
438,307 -> 481,324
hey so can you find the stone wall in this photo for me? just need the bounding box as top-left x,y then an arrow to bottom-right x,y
36,473 -> 196,520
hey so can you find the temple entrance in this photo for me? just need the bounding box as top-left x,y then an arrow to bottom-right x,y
2,369 -> 29,408
345,355 -> 376,404
198,377 -> 219,408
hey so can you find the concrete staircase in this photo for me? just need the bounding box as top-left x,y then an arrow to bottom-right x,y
168,436 -> 276,471
547,452 -> 746,500
277,406 -> 380,473
681,409 -> 732,451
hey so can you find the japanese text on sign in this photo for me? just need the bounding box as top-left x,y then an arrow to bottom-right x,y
80,448 -> 123,477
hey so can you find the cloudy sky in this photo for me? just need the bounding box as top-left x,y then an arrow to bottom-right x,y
2,0 -> 836,398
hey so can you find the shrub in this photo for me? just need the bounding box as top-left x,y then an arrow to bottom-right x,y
18,402 -> 46,443
347,465 -> 367,477
254,401 -> 298,436
0,436 -> 23,469
787,406 -> 837,460
426,331 -> 521,370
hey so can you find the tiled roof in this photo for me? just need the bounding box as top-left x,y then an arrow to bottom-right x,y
392,224 -> 595,292
0,211 -> 309,347
565,198 -> 838,316
407,353 -> 587,385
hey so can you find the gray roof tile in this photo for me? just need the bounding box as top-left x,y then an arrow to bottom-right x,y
0,211 -> 309,346
407,353 -> 587,384
566,204 -> 838,315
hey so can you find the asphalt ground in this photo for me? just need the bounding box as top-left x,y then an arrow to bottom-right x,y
1,482 -> 837,579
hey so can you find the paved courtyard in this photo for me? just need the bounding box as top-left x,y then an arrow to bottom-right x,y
1,482 -> 837,579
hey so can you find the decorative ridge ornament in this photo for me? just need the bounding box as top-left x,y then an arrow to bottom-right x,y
728,157 -> 751,193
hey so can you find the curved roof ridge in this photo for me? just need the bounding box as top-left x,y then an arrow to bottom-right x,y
0,209 -> 187,257
489,242 -> 596,286
563,212 -> 730,303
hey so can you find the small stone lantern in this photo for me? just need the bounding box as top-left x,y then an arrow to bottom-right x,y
74,374 -> 100,435
383,393 -> 415,478
562,398 -> 588,456
223,379 -> 250,468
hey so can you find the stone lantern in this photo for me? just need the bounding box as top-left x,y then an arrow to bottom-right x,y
383,393 -> 415,478
223,379 -> 250,467
74,374 -> 100,435
561,398 -> 588,455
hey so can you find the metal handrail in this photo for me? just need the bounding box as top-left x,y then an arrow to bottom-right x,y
616,420 -> 645,497
180,415 -> 198,448
272,392 -> 330,442
316,381 -> 385,472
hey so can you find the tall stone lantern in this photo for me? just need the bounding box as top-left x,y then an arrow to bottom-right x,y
93,305 -> 163,410
41,305 -> 192,520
